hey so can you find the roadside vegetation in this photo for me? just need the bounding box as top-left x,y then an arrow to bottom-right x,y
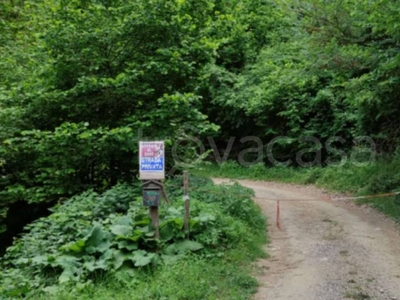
194,156 -> 400,223
0,176 -> 267,299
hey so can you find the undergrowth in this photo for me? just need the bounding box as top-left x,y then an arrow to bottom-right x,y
0,176 -> 267,299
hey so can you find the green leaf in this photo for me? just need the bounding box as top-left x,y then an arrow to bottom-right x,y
114,216 -> 132,226
42,286 -> 59,295
83,258 -> 108,272
84,224 -> 111,253
112,250 -> 136,270
31,255 -> 48,265
112,251 -> 126,270
160,224 -> 174,241
175,240 -> 203,253
53,255 -> 80,268
60,239 -> 85,253
132,250 -> 155,267
110,224 -> 132,237
58,268 -> 75,284
115,265 -> 136,283
117,240 -> 138,251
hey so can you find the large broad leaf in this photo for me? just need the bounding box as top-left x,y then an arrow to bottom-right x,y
113,249 -> 155,269
174,240 -> 203,253
114,216 -> 132,226
54,256 -> 81,284
42,286 -> 59,295
58,268 -> 75,284
15,257 -> 29,265
115,266 -> 137,284
31,255 -> 48,266
164,244 -> 178,255
53,255 -> 81,269
117,240 -> 138,251
128,229 -> 144,242
84,224 -> 111,254
110,224 -> 132,237
197,214 -> 216,223
132,250 -> 155,267
171,218 -> 184,230
112,250 -> 136,270
100,248 -> 116,262
83,258 -> 108,272
160,224 -> 174,241
60,239 -> 85,253
134,219 -> 150,226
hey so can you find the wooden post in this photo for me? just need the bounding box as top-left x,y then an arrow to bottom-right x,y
276,200 -> 281,230
150,206 -> 160,239
143,181 -> 161,239
183,171 -> 190,237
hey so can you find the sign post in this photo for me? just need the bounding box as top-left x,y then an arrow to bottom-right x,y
139,141 -> 168,239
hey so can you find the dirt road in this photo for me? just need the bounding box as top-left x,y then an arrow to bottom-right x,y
213,178 -> 400,300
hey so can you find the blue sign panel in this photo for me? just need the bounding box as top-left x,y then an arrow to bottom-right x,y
140,157 -> 164,171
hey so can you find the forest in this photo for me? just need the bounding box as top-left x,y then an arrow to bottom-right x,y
1,0 -> 400,298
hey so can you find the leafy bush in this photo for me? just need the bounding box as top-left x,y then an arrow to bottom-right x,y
0,176 -> 266,298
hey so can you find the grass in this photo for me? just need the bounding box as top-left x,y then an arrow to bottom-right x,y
193,161 -> 379,193
194,162 -> 312,185
193,155 -> 400,223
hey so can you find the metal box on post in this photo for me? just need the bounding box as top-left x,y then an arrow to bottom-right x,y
142,185 -> 162,207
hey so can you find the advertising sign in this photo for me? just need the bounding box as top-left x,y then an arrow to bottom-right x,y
139,141 -> 165,180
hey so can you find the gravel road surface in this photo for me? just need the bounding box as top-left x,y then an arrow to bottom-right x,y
213,178 -> 400,300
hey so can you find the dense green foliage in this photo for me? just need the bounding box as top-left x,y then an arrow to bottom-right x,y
0,0 -> 222,238
208,0 -> 400,161
0,176 -> 266,298
2,0 -> 400,296
0,0 -> 272,242
2,0 -> 400,239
